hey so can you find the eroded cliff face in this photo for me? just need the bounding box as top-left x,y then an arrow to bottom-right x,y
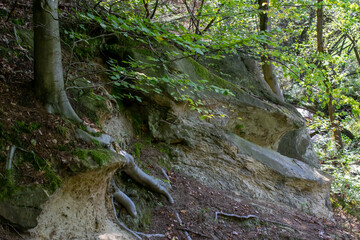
101,48 -> 332,219
30,151 -> 135,240
0,44 -> 332,239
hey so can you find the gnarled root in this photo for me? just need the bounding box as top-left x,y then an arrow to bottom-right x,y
76,130 -> 174,207
110,180 -> 138,218
120,151 -> 174,204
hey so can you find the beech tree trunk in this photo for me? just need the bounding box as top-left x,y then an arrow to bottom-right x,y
316,0 -> 343,149
33,0 -> 81,122
258,0 -> 283,100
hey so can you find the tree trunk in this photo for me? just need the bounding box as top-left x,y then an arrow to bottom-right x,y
33,0 -> 81,122
316,0 -> 343,149
258,0 -> 283,100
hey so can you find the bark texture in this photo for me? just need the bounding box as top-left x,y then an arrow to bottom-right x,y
258,0 -> 283,100
33,0 -> 81,122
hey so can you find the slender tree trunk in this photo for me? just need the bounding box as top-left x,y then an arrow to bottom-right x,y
346,33 -> 360,67
33,0 -> 81,122
258,0 -> 283,100
316,0 -> 343,149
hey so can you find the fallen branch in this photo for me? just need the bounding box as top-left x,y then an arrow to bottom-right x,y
175,212 -> 192,240
135,232 -> 166,238
215,212 -> 293,229
177,227 -> 210,238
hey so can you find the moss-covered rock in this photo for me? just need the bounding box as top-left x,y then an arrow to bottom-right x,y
71,148 -> 114,171
0,185 -> 49,229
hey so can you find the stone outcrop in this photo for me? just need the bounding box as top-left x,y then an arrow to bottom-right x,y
0,186 -> 48,229
278,127 -> 320,168
102,46 -> 332,219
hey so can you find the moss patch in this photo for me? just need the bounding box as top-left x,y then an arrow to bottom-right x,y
72,148 -> 113,168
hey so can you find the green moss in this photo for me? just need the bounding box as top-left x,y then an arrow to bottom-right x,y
133,143 -> 143,160
188,57 -> 242,92
17,29 -> 34,49
72,148 -> 113,167
25,153 -> 61,194
12,121 -> 40,134
156,157 -> 171,171
0,170 -> 17,201
56,125 -> 69,137
89,149 -> 112,166
0,152 -> 61,197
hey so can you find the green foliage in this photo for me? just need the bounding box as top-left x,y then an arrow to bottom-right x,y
12,121 -> 41,134
313,115 -> 360,219
321,148 -> 360,219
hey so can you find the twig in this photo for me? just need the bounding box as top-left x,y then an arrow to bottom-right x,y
149,0 -> 159,19
182,0 -> 201,34
143,0 -> 150,18
5,223 -> 26,240
6,0 -> 18,22
93,0 -> 103,10
175,212 -> 192,240
215,212 -> 293,229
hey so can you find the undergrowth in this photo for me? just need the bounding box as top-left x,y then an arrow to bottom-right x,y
313,117 -> 360,220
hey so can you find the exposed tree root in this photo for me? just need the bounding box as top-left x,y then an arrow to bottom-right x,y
161,168 -> 172,190
6,145 -> 16,170
175,212 -> 192,240
177,227 -> 210,239
45,91 -> 82,123
120,151 -> 174,204
76,129 -> 173,203
111,196 -> 166,239
134,232 -> 166,238
111,180 -> 138,218
76,129 -> 173,219
6,145 -> 32,170
215,212 -> 293,229
111,196 -> 142,240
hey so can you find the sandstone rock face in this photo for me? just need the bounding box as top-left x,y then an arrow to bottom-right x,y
30,151 -> 134,240
119,50 -> 332,219
201,53 -> 282,103
146,105 -> 332,219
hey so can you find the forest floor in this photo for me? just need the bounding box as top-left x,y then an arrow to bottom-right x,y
1,1 -> 360,239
